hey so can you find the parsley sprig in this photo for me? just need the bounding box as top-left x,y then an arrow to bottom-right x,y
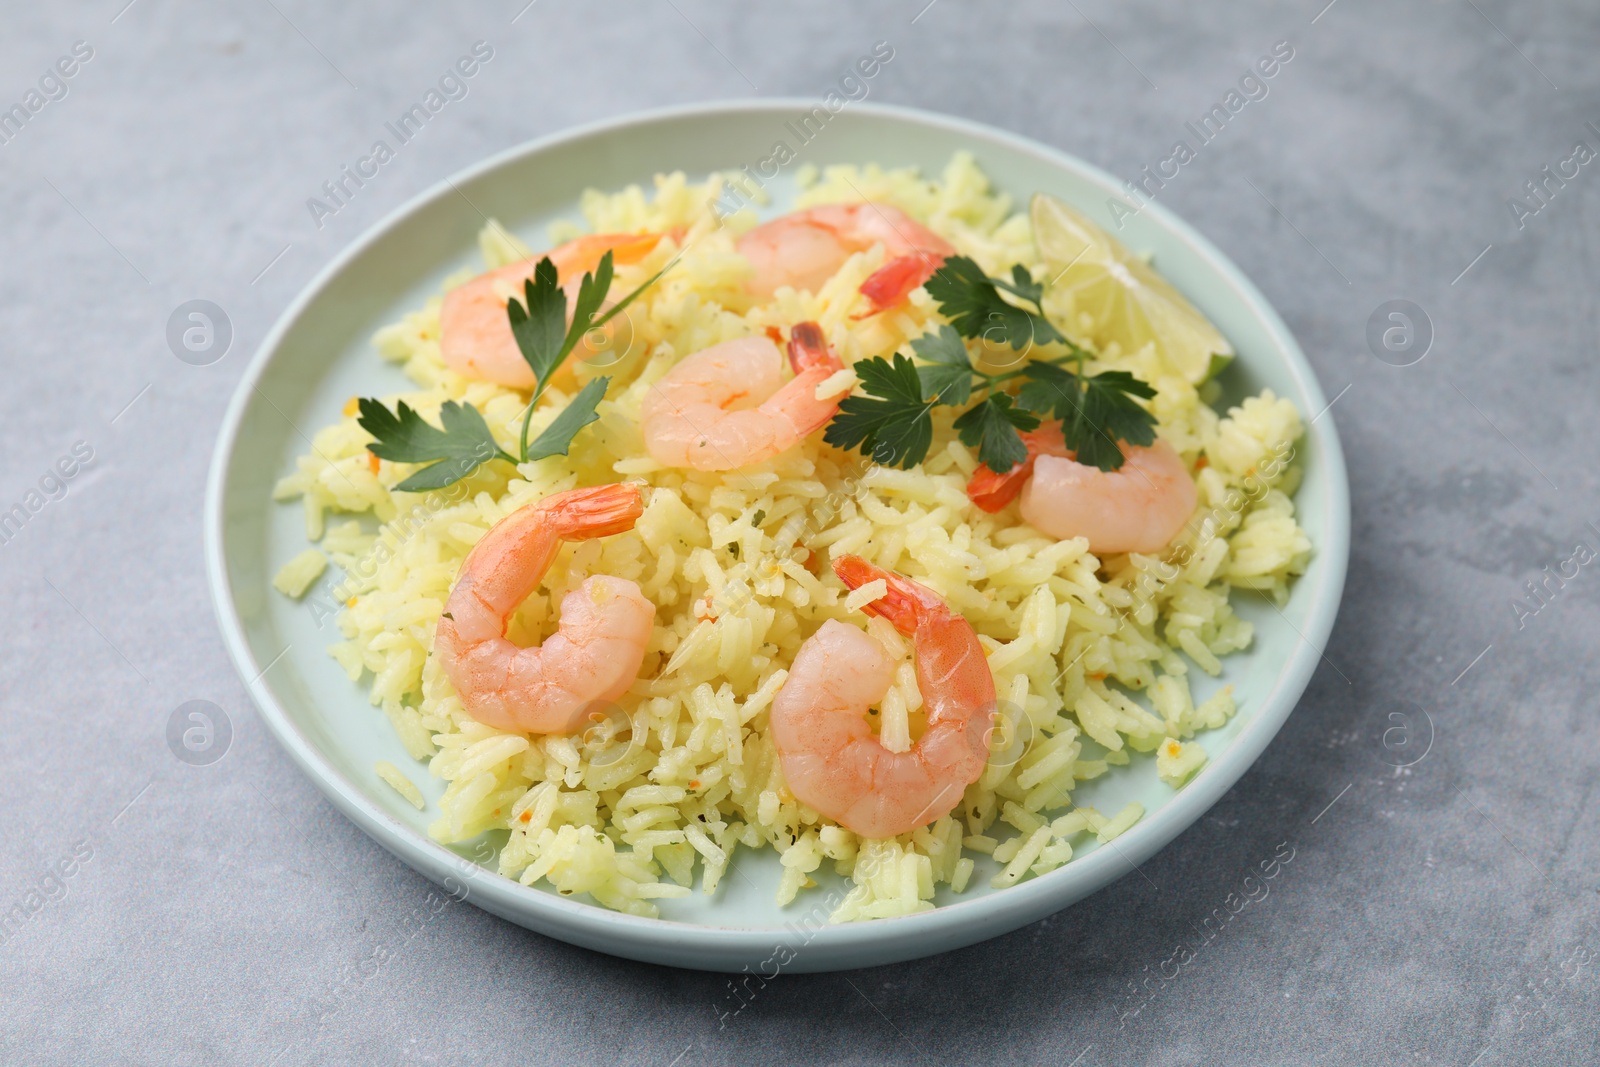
823,256 -> 1158,474
357,248 -> 671,492
923,256 -> 1066,353
1016,363 -> 1157,472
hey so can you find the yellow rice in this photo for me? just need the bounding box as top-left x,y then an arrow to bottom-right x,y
272,153 -> 1311,921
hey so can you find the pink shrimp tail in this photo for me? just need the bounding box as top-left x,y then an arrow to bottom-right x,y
536,483 -> 644,539
965,422 -> 1070,513
832,555 -> 948,635
967,458 -> 1036,514
855,252 -> 946,318
780,322 -> 847,439
785,321 -> 843,375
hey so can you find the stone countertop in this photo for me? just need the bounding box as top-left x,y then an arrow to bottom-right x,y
2,1 -> 1597,1063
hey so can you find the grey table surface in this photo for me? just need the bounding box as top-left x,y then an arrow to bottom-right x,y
2,1 -> 1597,1064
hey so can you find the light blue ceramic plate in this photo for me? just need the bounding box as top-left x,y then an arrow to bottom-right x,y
205,100 -> 1349,974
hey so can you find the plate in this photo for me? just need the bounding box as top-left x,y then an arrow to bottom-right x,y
205,100 -> 1349,973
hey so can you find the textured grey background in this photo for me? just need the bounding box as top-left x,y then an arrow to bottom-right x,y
2,1 -> 1597,1064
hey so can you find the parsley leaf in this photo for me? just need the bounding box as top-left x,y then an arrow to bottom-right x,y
567,253 -> 614,356
524,377 -> 610,462
993,263 -> 1045,306
508,248 -> 672,396
1017,362 -> 1157,471
924,256 -> 1066,352
508,248 -> 678,461
951,393 -> 1039,474
354,245 -> 675,493
823,353 -> 935,469
358,397 -> 513,492
910,325 -> 973,406
507,256 -> 570,388
822,257 -> 1163,478
506,251 -> 620,391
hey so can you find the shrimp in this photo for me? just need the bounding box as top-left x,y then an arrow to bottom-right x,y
968,424 -> 1197,555
736,203 -> 955,314
434,483 -> 655,734
1020,441 -> 1196,555
966,422 -> 1070,513
439,232 -> 667,389
640,321 -> 849,471
770,556 -> 997,839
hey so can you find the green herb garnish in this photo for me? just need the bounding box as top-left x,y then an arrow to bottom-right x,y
950,390 -> 1039,473
923,255 -> 1066,353
358,248 -> 672,489
824,259 -> 1158,474
823,352 -> 936,469
522,376 -> 610,462
358,398 -> 517,493
909,324 -> 975,406
1016,363 -> 1157,472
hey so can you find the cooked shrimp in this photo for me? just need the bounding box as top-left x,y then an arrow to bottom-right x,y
440,232 -> 667,389
966,422 -> 1070,513
966,419 -> 1196,554
640,322 -> 849,471
1004,440 -> 1197,557
770,556 -> 996,839
736,203 -> 955,314
434,483 -> 655,734
856,251 -> 947,317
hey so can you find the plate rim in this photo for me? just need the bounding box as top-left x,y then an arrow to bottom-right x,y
205,97 -> 1351,971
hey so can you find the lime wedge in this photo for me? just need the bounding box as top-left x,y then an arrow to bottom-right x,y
1032,193 -> 1232,383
